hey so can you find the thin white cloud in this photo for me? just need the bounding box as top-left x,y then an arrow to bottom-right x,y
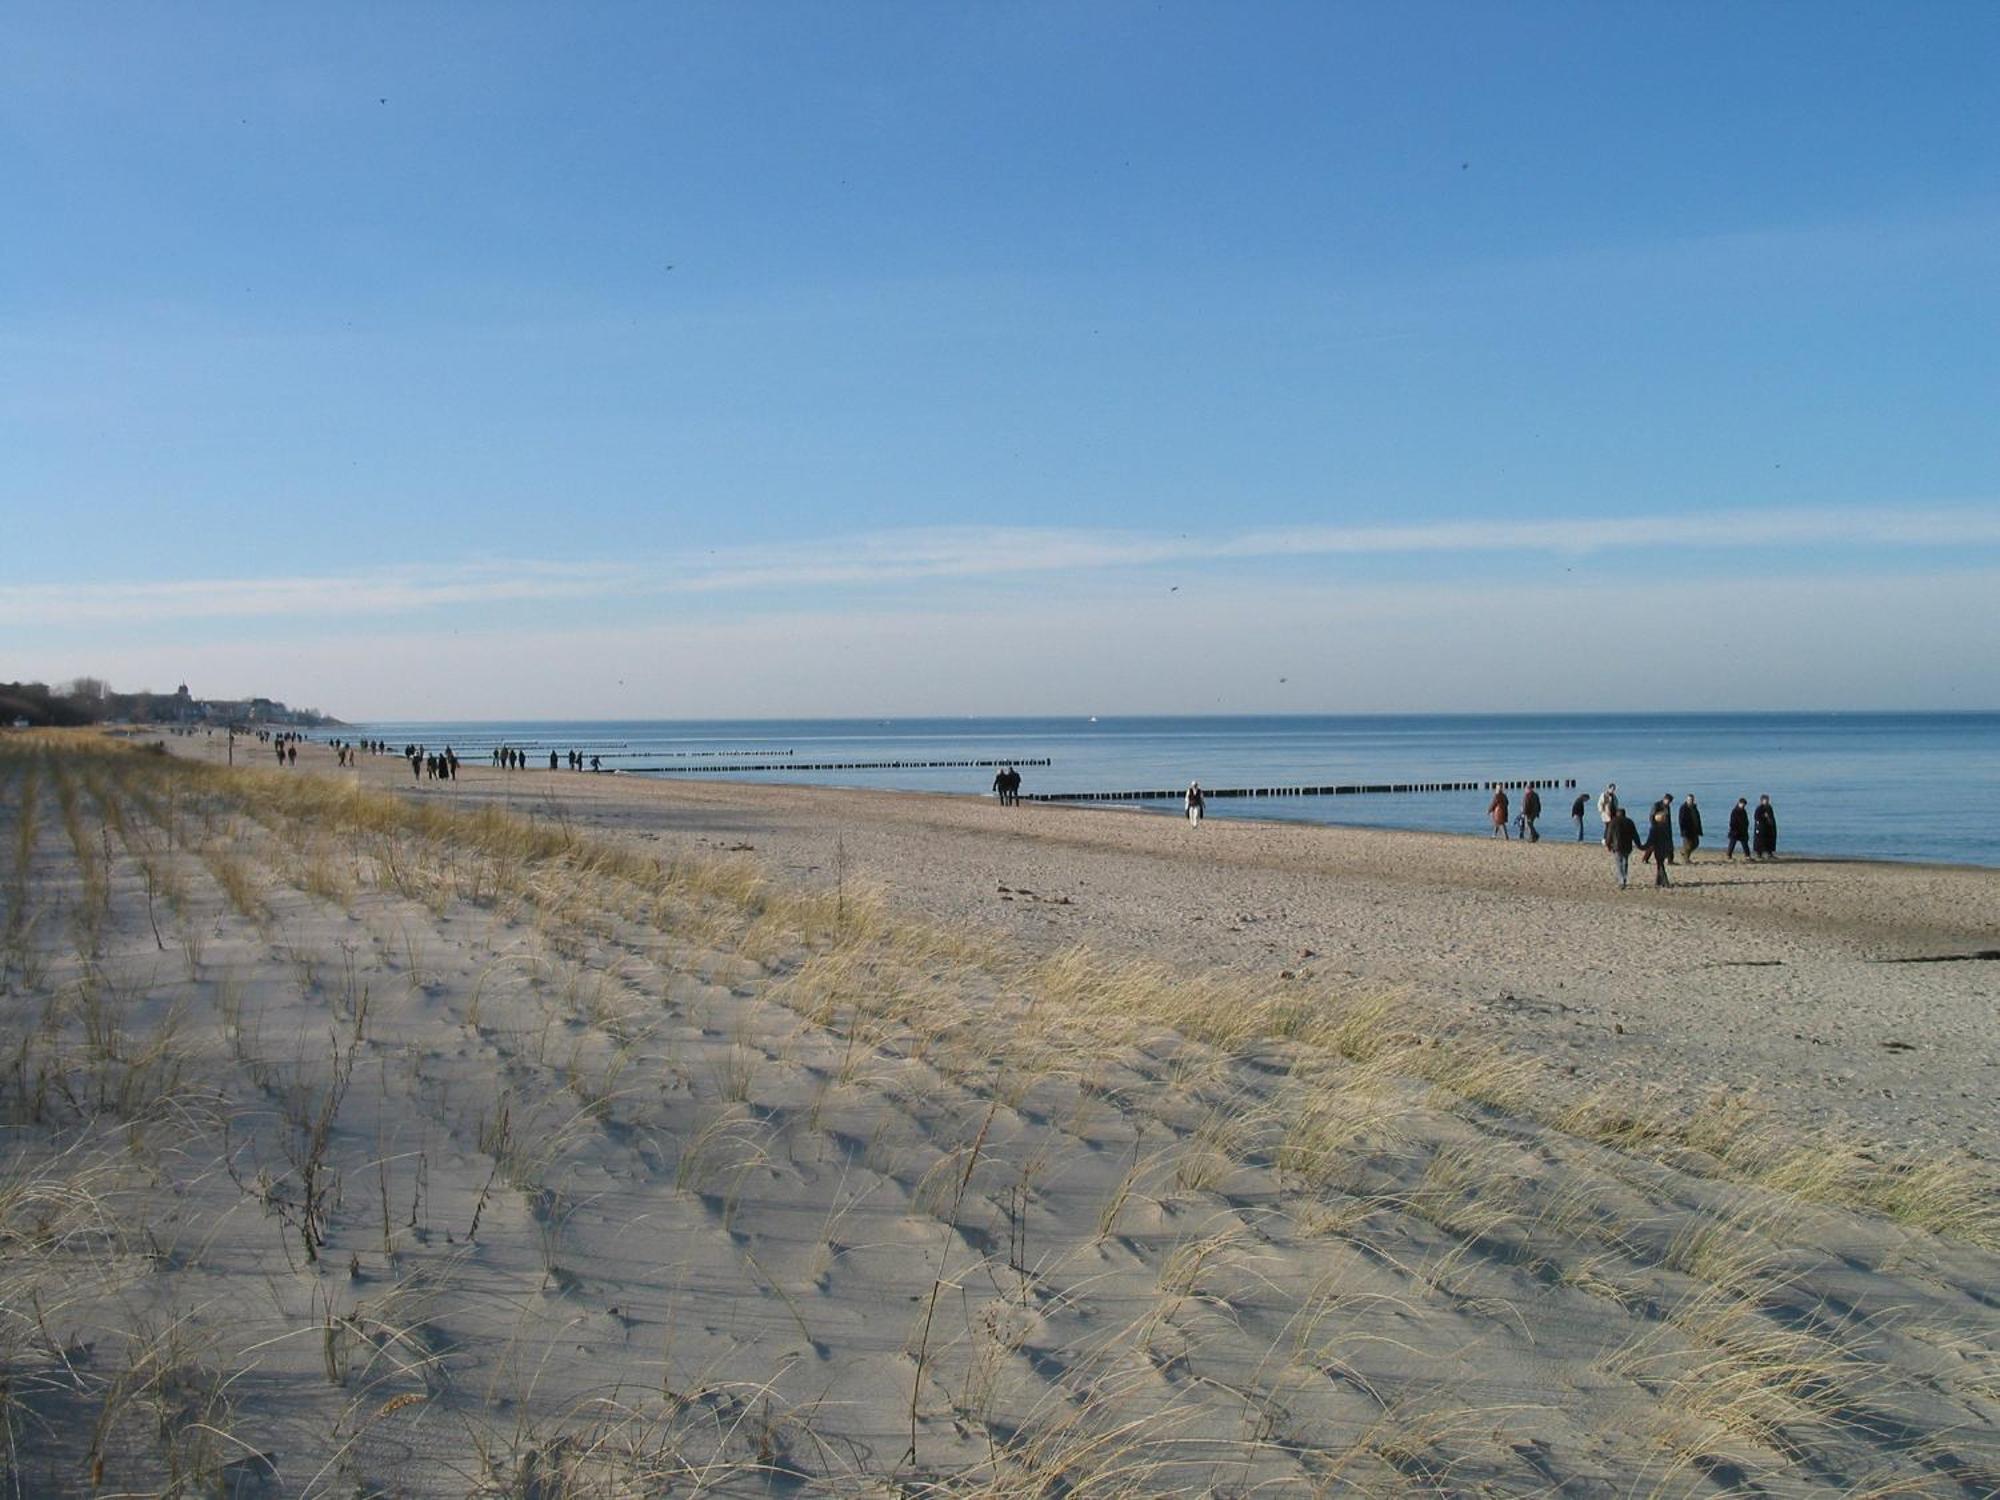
5,502 -> 1993,627
0,559 -> 643,627
1219,506 -> 2000,560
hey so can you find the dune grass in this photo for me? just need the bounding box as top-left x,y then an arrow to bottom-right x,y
2,735 -> 1996,1496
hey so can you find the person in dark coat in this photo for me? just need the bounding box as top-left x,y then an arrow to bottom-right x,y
1521,786 -> 1542,842
1607,806 -> 1641,888
1727,798 -> 1752,858
1643,803 -> 1675,885
1488,788 -> 1510,839
1571,792 -> 1589,841
1678,794 -> 1703,863
1753,795 -> 1778,859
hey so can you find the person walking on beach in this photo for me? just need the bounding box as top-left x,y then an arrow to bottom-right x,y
1727,797 -> 1752,858
1644,802 -> 1675,886
1488,787 -> 1510,838
1597,784 -> 1620,846
1639,796 -> 1670,863
1521,785 -> 1542,842
1753,795 -> 1779,859
1607,805 -> 1640,888
1679,793 -> 1703,863
993,767 -> 1009,804
1185,781 -> 1205,825
1571,792 -> 1588,840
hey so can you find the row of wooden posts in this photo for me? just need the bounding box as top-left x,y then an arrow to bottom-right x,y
1024,778 -> 1577,803
627,757 -> 1056,774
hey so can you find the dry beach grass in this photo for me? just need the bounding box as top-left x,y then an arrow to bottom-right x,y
1,733 -> 1996,1495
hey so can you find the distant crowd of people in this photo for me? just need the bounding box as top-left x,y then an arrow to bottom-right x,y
266,739 -> 1784,895
324,736 -> 379,767
991,767 -> 1786,883
1483,782 -> 1779,889
250,732 -> 393,769
486,746 -> 604,773
406,745 -> 459,781
261,736 -> 627,779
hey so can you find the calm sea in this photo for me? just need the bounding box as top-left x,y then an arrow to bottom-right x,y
347,714 -> 2000,869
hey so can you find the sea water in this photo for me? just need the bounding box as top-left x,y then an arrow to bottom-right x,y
347,713 -> 2000,868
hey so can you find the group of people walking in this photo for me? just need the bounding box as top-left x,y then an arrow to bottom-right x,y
325,737 -> 372,767
991,767 -> 1024,805
1586,783 -> 1779,889
1485,784 -> 1552,841
487,745 -> 603,772
1484,782 -> 1779,888
408,745 -> 459,781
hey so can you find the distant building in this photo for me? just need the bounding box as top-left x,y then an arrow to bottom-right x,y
190,690 -> 336,728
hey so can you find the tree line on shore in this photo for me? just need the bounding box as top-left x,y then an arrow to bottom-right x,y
0,677 -> 336,729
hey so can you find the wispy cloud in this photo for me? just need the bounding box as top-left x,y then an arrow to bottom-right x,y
0,560 -> 642,627
6,502 -> 1994,627
1217,505 -> 2000,560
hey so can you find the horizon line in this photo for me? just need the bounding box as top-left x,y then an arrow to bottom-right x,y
334,706 -> 2000,725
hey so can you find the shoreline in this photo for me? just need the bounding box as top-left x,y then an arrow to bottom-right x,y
133,724 -> 2000,873
305,706 -> 2000,867
790,783 -> 2000,877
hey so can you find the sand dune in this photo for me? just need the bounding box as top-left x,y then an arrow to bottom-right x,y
2,735 -> 1995,1495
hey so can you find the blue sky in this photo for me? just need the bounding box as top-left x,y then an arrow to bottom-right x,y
4,3 -> 1996,717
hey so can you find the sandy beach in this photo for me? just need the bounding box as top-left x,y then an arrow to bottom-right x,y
3,732 -> 1996,1495
304,740 -> 2000,1160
